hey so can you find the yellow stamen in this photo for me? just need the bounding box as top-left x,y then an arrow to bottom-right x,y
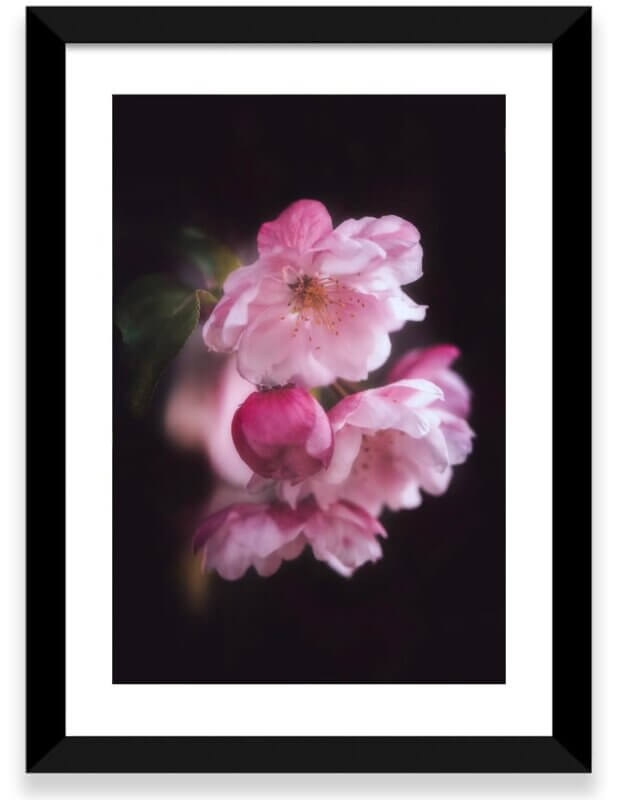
287,274 -> 359,336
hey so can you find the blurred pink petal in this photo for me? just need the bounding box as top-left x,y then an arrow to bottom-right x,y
232,386 -> 333,482
204,481 -> 274,515
165,355 -> 254,486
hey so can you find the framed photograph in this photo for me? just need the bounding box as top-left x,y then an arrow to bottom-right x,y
27,6 -> 591,773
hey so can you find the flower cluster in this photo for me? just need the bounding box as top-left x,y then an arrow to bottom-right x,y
195,200 -> 474,579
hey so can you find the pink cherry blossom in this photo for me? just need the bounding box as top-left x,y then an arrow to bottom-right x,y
232,386 -> 333,483
193,498 -> 386,580
202,199 -> 426,388
280,379 -> 474,516
388,344 -> 471,418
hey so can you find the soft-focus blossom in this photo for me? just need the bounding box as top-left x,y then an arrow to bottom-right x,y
193,501 -> 308,580
305,498 -> 386,577
388,344 -> 471,418
203,199 -> 426,388
165,352 -> 254,486
193,498 -> 386,580
280,379 -> 474,516
232,386 -> 333,483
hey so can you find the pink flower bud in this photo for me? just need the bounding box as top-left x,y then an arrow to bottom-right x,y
231,386 -> 334,483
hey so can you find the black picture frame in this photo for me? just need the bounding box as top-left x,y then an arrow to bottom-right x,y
26,5 -> 591,773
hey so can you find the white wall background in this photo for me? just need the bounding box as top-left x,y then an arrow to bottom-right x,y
1,0 -> 615,798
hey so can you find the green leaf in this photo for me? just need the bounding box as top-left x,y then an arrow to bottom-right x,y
180,227 -> 241,288
115,274 -> 202,415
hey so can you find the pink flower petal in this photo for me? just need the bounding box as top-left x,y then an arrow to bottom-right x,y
257,199 -> 333,256
304,500 -> 386,577
388,344 -> 471,418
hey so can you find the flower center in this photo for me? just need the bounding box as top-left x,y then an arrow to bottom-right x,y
290,275 -> 329,314
286,274 -> 365,340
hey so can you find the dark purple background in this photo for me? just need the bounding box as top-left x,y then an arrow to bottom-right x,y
113,95 -> 505,683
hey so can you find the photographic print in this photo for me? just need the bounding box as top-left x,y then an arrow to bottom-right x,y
113,94 -> 505,685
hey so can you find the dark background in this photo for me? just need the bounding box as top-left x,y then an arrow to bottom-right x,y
113,95 -> 505,683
